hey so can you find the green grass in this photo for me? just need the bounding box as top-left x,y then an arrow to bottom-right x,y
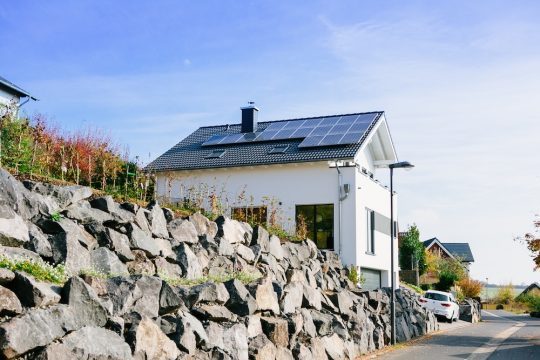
0,254 -> 68,284
402,282 -> 424,294
159,271 -> 261,286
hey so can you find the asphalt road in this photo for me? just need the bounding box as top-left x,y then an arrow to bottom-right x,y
376,310 -> 540,359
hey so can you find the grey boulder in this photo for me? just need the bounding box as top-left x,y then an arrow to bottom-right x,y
168,218 -> 198,245
8,272 -> 61,307
35,326 -> 132,360
90,247 -> 129,275
0,285 -> 22,316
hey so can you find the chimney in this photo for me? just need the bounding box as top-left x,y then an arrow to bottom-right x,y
240,102 -> 258,133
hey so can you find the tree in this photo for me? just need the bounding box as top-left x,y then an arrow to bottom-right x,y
516,216 -> 540,270
399,224 -> 427,275
433,256 -> 467,291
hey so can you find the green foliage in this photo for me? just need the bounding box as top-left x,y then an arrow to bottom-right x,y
0,254 -> 68,284
399,224 -> 427,275
0,116 -> 34,173
433,256 -> 467,291
402,281 -> 424,294
267,225 -> 291,240
518,294 -> 540,312
50,211 -> 61,222
495,283 -> 515,304
420,284 -> 433,291
348,265 -> 366,286
434,271 -> 459,291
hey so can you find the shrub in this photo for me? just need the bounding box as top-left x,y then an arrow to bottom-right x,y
0,106 -> 153,203
457,277 -> 484,298
420,284 -> 433,291
348,265 -> 367,287
496,304 -> 504,310
517,294 -> 540,312
434,270 -> 459,291
495,283 -> 515,304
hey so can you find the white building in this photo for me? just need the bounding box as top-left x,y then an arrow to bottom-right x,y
0,75 -> 37,114
148,105 -> 401,290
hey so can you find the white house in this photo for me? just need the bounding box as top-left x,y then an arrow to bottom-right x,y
0,75 -> 37,114
147,105 -> 401,290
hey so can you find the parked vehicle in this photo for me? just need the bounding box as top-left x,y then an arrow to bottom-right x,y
419,290 -> 460,323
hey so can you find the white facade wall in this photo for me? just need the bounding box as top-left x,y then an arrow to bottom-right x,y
0,87 -> 19,106
354,170 -> 398,287
155,158 -> 398,287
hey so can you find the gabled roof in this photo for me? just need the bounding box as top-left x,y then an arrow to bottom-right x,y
423,238 -> 475,263
517,282 -> 540,297
442,243 -> 475,263
146,111 -> 389,172
0,76 -> 37,100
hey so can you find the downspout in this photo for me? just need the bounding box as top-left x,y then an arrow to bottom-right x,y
335,161 -> 349,257
18,97 -> 31,108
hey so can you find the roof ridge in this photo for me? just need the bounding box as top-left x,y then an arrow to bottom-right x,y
197,111 -> 384,129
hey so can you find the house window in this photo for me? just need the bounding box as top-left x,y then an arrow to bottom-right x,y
231,206 -> 267,226
366,209 -> 375,254
295,204 -> 334,249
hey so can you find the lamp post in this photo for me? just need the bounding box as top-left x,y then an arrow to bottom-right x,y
389,161 -> 414,345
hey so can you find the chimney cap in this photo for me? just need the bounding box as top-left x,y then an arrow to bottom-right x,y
240,101 -> 259,111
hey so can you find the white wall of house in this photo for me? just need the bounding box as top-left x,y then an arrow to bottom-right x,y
0,87 -> 19,106
155,158 -> 398,288
354,169 -> 398,288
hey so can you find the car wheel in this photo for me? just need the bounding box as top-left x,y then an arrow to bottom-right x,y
447,312 -> 454,323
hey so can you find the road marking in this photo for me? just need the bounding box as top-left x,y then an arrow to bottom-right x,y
467,321 -> 526,360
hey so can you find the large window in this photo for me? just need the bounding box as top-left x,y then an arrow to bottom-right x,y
295,204 -> 334,249
366,208 -> 375,254
231,206 -> 267,226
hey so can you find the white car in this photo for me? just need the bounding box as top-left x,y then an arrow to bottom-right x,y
419,290 -> 460,323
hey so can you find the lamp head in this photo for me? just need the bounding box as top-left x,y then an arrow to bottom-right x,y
389,161 -> 414,170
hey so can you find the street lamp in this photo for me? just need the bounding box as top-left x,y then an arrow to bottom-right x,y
389,161 -> 414,345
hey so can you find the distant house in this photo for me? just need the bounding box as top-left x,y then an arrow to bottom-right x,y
0,75 -> 37,113
423,237 -> 475,270
517,283 -> 540,299
147,104 -> 401,290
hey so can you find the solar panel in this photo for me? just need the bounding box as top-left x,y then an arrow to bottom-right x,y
202,113 -> 379,148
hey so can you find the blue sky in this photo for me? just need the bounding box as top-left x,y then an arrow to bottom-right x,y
1,1 -> 539,284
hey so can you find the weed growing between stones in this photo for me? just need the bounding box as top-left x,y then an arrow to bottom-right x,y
0,254 -> 67,284
160,271 -> 261,286
49,211 -> 62,222
78,267 -> 261,287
